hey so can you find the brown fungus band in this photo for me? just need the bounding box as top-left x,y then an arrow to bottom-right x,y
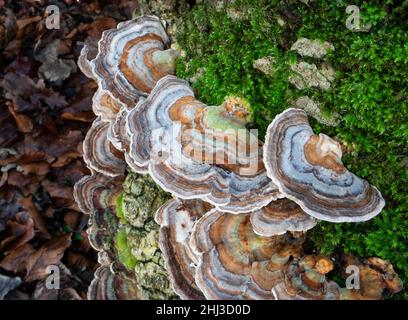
250,198 -> 316,236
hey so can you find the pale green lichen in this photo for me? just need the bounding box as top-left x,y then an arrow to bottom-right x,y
205,106 -> 245,131
135,256 -> 176,300
120,173 -> 171,228
127,222 -> 160,263
152,49 -> 180,75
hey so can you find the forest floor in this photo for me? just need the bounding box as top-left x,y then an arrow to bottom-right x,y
0,0 -> 140,300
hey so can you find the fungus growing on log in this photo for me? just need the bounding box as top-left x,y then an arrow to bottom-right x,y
74,173 -> 142,300
78,15 -> 179,172
74,171 -> 177,300
263,108 -> 385,222
155,198 -> 213,300
91,15 -> 179,107
250,198 -> 316,236
126,75 -> 280,212
83,118 -> 126,177
107,104 -> 148,173
72,12 -> 402,301
87,178 -> 123,254
190,210 -> 304,299
272,254 -> 403,300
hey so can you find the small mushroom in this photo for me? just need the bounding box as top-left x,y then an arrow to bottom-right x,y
190,210 -> 304,299
250,198 -> 317,236
263,108 -> 385,222
155,198 -> 213,300
126,75 -> 280,212
272,255 -> 340,300
83,118 -> 126,177
91,15 -> 179,107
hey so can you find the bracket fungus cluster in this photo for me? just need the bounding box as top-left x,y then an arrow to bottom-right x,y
126,75 -> 280,213
74,14 -> 402,300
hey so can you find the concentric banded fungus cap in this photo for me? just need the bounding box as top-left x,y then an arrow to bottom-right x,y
251,198 -> 317,236
339,255 -> 403,300
87,177 -> 123,253
73,173 -> 122,215
263,108 -> 385,222
91,15 -> 179,107
272,255 -> 340,300
88,266 -> 140,300
83,118 -> 126,177
127,75 -> 280,212
190,210 -> 304,299
155,198 -> 213,300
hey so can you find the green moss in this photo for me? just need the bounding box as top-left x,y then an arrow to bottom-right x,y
175,0 -> 408,299
115,193 -> 127,224
115,228 -> 137,271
